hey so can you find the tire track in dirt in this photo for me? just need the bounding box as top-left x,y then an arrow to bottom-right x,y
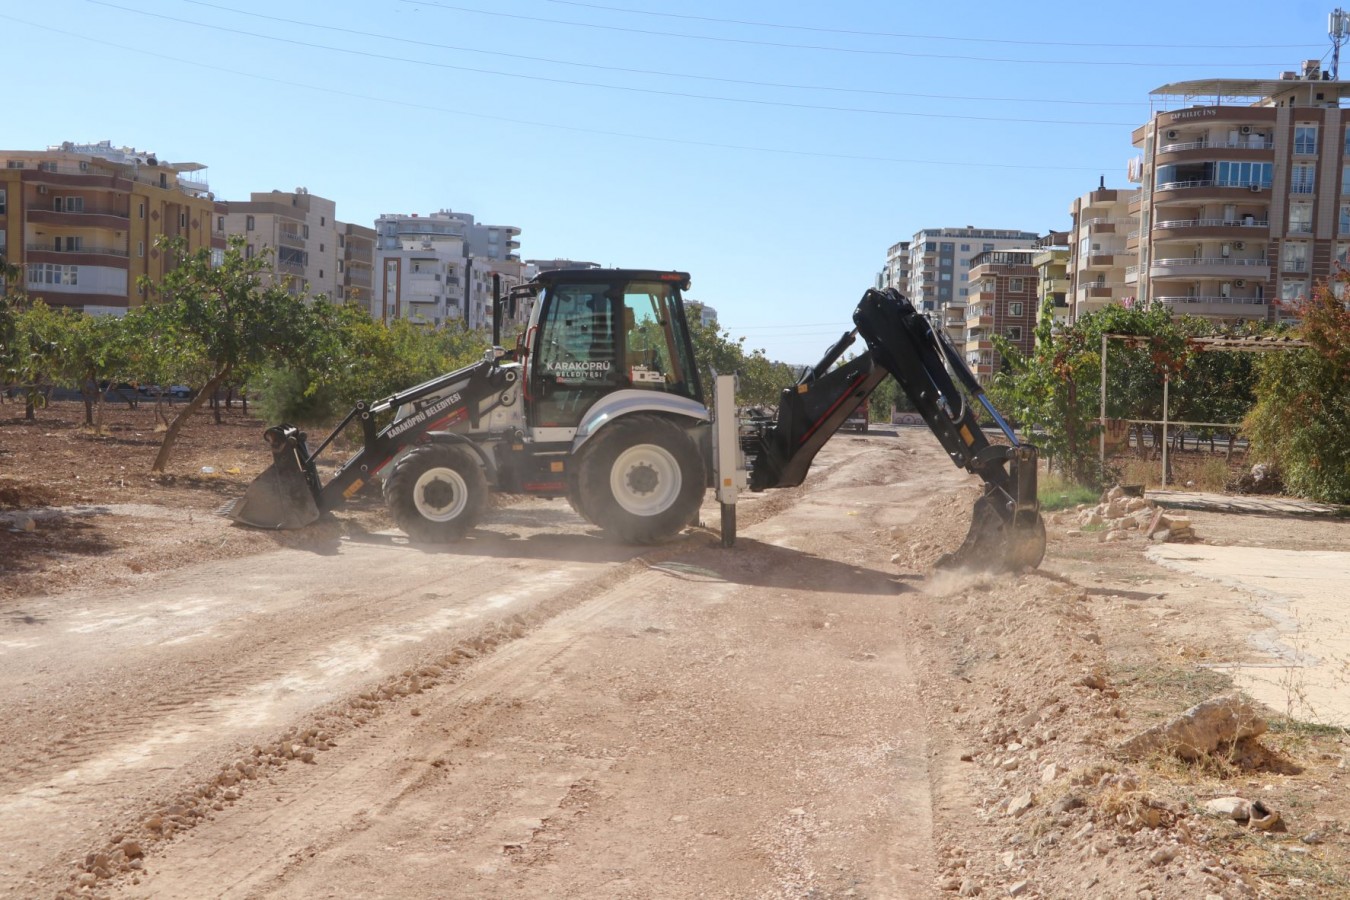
0,532 -> 630,897
115,436 -> 938,899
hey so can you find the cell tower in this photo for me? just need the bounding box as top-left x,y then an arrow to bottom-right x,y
1331,8 -> 1350,80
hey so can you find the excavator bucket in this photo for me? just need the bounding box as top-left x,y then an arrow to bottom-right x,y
218,427 -> 320,529
936,494 -> 1047,573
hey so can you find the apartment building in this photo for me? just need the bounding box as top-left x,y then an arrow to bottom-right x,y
1068,183 -> 1139,321
905,227 -> 1040,344
963,250 -> 1040,384
1033,232 -> 1071,325
374,210 -> 525,330
0,141 -> 219,314
338,222 -> 376,312
221,188 -> 343,302
1130,60 -> 1350,323
880,240 -> 911,297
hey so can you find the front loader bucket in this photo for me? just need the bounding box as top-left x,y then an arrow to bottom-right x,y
219,426 -> 321,529
935,494 -> 1046,573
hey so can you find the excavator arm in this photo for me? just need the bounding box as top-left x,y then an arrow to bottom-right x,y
741,287 -> 1045,571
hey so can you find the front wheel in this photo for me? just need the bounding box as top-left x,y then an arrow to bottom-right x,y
383,443 -> 487,542
576,414 -> 706,545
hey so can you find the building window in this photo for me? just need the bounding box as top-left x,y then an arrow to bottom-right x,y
319,243 -> 324,253
138,202 -> 145,218
960,243 -> 971,251
1294,124 -> 1318,155
26,263 -> 78,286
1280,279 -> 1307,304
1009,277 -> 1024,292
0,188 -> 5,215
1009,301 -> 1024,316
941,242 -> 954,252
216,216 -> 224,232
179,212 -> 187,227
246,243 -> 254,259
1007,326 -> 1022,341
983,243 -> 994,252
5,160 -> 24,169
246,215 -> 255,231
1290,202 -> 1313,234
1341,204 -> 1350,234
137,241 -> 144,257
302,224 -> 310,239
1291,164 -> 1316,194
320,216 -> 325,226
1283,242 -> 1309,273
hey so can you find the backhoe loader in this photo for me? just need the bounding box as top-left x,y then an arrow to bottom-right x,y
224,269 -> 1045,571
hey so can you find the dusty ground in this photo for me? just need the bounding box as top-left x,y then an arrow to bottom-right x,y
1,400 -> 1348,899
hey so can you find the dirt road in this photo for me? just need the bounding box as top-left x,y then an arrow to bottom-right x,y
2,432 -> 954,898
5,424 -> 1349,900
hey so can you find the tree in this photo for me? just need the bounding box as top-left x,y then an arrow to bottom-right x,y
989,299 -> 1190,488
139,236 -> 312,472
7,301 -> 66,420
1244,281 -> 1350,503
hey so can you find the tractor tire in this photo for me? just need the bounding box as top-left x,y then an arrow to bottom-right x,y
575,414 -> 706,545
382,443 -> 487,542
565,475 -> 595,526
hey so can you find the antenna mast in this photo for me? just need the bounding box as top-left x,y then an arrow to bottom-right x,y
1331,8 -> 1350,80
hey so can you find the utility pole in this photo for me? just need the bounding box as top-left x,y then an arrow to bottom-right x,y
1331,8 -> 1349,80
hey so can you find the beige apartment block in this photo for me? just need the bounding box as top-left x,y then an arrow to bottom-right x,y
338,222 -> 376,313
221,188 -> 342,302
0,141 -> 219,314
1033,235 -> 1071,326
1131,60 -> 1350,324
1068,182 -> 1139,322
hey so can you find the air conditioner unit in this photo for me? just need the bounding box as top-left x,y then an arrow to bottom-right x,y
1234,241 -> 1245,250
1239,125 -> 1253,135
1165,130 -> 1179,140
1235,279 -> 1246,288
1249,184 -> 1263,192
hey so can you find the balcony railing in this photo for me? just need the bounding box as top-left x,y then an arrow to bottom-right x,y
1158,139 -> 1274,153
1155,295 -> 1267,306
1154,218 -> 1269,230
1153,257 -> 1268,268
26,242 -> 128,257
1283,259 -> 1310,272
1156,180 -> 1270,192
29,204 -> 129,218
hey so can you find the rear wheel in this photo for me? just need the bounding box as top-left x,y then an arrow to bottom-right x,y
576,414 -> 706,545
383,444 -> 487,542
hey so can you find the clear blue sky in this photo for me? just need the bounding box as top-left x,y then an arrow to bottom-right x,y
0,0 -> 1333,363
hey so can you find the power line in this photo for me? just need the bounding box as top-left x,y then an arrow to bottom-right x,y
0,14 -> 1118,172
173,0 -> 1143,109
539,0 -> 1320,51
405,0 -> 1303,69
84,1 -> 1142,126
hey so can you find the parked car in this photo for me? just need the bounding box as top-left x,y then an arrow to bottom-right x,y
138,384 -> 194,399
844,399 -> 870,433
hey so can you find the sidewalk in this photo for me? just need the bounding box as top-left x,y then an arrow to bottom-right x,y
1148,490 -> 1347,518
1147,543 -> 1350,727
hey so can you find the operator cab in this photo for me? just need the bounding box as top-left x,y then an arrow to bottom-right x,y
522,269 -> 702,429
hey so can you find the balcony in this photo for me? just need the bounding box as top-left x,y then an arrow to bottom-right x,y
1153,180 -> 1270,201
26,241 -> 128,258
1158,138 -> 1274,154
277,229 -> 305,249
1152,217 -> 1269,239
1155,295 -> 1269,318
1149,257 -> 1270,280
27,206 -> 130,229
1125,266 -> 1138,284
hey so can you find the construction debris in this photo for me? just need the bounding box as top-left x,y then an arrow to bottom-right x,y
1118,694 -> 1268,762
1069,486 -> 1196,543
